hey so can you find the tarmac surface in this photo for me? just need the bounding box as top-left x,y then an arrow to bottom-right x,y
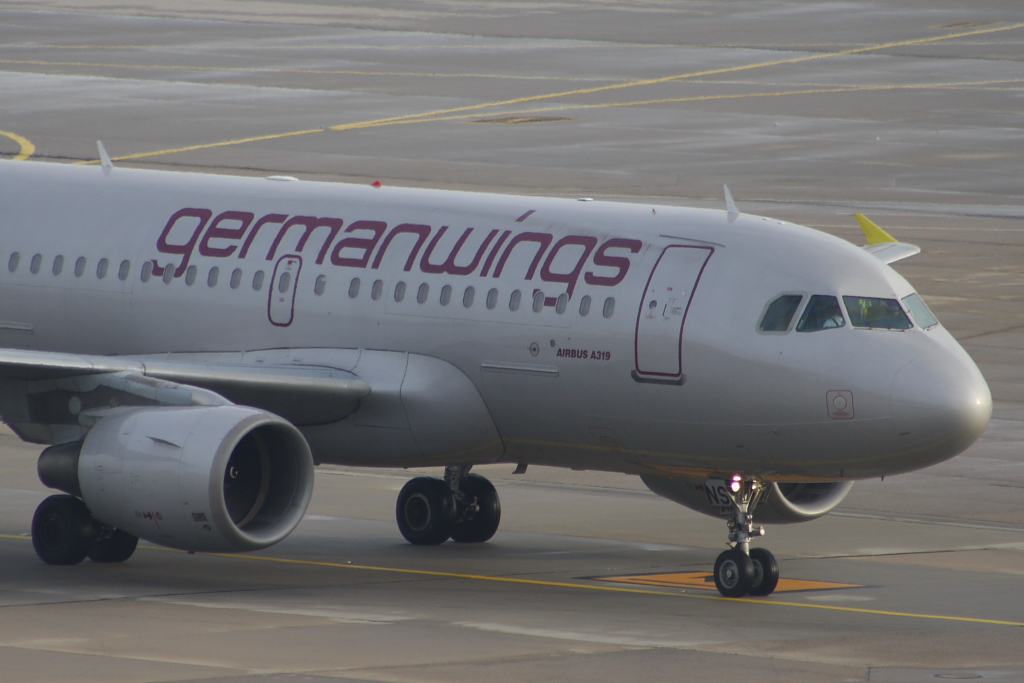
1,2 -> 1023,682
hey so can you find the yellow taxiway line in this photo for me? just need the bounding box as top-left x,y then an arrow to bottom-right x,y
2,532 -> 1022,627
0,130 -> 35,160
68,21 -> 1024,166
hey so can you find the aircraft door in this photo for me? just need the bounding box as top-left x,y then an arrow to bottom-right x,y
268,254 -> 302,327
633,245 -> 713,382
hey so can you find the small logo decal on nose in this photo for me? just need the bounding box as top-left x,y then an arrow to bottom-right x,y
826,390 -> 854,419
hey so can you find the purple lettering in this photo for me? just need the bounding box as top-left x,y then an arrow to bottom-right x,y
420,227 -> 497,275
198,211 -> 254,258
266,216 -> 344,264
584,238 -> 642,287
480,230 -> 511,277
372,223 -> 431,271
492,232 -> 553,280
330,220 -> 387,268
540,235 -> 598,298
156,208 -> 212,277
239,213 -> 288,258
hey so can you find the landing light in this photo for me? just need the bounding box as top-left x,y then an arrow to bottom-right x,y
729,475 -> 742,493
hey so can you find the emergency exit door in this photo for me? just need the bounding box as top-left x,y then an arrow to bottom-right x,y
633,245 -> 713,382
268,254 -> 302,327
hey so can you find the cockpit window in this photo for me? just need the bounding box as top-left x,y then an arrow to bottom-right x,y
843,296 -> 912,330
796,295 -> 845,332
901,293 -> 939,329
760,294 -> 803,332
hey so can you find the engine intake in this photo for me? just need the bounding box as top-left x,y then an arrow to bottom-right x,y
39,405 -> 314,553
640,475 -> 853,524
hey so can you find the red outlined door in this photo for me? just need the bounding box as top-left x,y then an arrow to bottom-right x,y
268,254 -> 301,327
634,246 -> 713,383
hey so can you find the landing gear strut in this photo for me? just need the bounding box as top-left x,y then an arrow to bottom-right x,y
396,465 -> 501,545
31,494 -> 138,565
711,476 -> 779,597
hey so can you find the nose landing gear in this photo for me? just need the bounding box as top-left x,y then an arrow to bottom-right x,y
711,476 -> 779,597
396,465 -> 501,545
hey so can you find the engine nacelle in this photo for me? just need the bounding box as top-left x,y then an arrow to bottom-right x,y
41,405 -> 314,552
640,475 -> 854,524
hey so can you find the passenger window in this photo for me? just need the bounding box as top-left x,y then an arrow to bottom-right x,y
555,293 -> 568,314
440,284 -> 452,306
486,288 -> 498,310
417,283 -> 429,304
252,270 -> 265,291
208,267 -> 220,288
579,295 -> 591,317
162,264 -> 174,284
602,297 -> 615,318
463,286 -> 475,308
314,275 -> 326,296
52,255 -> 64,276
8,252 -> 19,273
74,257 -> 86,277
348,277 -> 360,298
30,254 -> 41,274
186,265 -> 197,286
231,268 -> 243,290
796,295 -> 845,332
760,294 -> 803,332
118,260 -> 130,281
96,258 -> 108,279
901,293 -> 938,329
371,279 -> 383,300
532,290 -> 545,313
140,261 -> 153,282
843,296 -> 912,330
394,281 -> 406,302
509,290 -> 521,311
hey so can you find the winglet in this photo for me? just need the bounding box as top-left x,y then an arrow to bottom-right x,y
855,213 -> 897,245
97,141 -> 113,174
724,185 -> 739,224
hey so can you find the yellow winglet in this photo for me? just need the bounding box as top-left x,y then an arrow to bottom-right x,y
855,214 -> 897,245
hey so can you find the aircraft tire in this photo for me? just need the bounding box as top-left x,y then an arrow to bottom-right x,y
713,548 -> 754,598
31,495 -> 94,566
88,529 -> 139,563
747,547 -> 780,596
396,477 -> 454,545
450,474 -> 501,543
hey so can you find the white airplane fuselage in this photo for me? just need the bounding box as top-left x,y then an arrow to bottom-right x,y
0,160 -> 991,483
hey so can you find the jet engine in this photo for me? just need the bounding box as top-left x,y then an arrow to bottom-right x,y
640,475 -> 853,524
38,405 -> 314,552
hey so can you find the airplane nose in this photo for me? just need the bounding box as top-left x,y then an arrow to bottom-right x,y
891,353 -> 991,470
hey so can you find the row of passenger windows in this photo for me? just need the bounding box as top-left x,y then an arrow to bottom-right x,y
760,292 -> 938,333
6,251 -> 617,318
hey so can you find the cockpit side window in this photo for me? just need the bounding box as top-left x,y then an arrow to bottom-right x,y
901,293 -> 939,329
796,295 -> 845,332
759,294 -> 803,332
843,296 -> 912,330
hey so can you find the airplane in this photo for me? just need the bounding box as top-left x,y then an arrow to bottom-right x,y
0,152 -> 991,597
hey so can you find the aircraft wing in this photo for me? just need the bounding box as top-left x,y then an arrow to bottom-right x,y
0,347 -> 370,428
856,214 -> 921,264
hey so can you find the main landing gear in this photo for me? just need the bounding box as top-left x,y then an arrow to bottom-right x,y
31,494 -> 138,566
712,476 -> 779,598
396,465 -> 501,545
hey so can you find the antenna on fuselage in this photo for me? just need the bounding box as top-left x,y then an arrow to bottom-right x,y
723,185 -> 739,224
97,141 -> 113,174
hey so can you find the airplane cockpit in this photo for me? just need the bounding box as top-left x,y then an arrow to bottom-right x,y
758,291 -> 939,334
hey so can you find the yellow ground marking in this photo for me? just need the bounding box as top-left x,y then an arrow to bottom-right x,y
69,22 -> 1024,166
596,571 -> 860,593
0,59 -> 613,82
0,130 -> 35,160
2,532 -> 1023,627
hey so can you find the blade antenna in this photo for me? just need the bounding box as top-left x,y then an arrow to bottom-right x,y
724,185 -> 739,223
97,141 -> 113,174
